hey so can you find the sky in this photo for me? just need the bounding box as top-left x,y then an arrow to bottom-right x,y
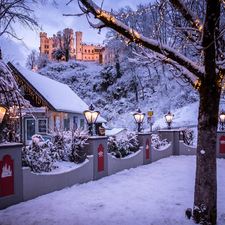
1,0 -> 152,67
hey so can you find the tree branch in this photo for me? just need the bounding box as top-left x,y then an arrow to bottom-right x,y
77,0 -> 204,79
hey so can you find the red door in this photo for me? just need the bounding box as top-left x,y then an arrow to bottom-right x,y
220,136 -> 225,154
146,139 -> 150,159
98,144 -> 104,172
0,155 -> 14,197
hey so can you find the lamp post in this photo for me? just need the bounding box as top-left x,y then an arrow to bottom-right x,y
133,108 -> 145,132
83,103 -> 100,136
165,111 -> 174,129
219,109 -> 225,130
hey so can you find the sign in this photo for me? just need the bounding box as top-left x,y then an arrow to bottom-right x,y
220,136 -> 225,154
0,155 -> 14,197
148,110 -> 153,116
98,144 -> 104,172
146,139 -> 150,160
147,116 -> 154,124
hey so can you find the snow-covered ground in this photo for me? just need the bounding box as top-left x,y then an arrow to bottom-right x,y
1,156 -> 225,225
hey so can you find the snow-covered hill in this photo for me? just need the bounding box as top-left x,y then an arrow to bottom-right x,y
37,60 -> 200,131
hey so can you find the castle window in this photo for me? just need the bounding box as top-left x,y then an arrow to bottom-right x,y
85,49 -> 87,53
92,50 -> 93,53
92,57 -> 93,59
80,48 -> 81,51
88,50 -> 90,53
88,57 -> 90,59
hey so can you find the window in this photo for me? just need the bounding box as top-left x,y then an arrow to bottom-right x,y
88,50 -> 90,53
80,48 -> 81,51
26,120 -> 35,140
54,116 -> 61,130
73,116 -> 78,130
64,118 -> 70,131
80,119 -> 84,128
38,119 -> 48,133
92,50 -> 94,53
85,49 -> 87,53
20,86 -> 25,96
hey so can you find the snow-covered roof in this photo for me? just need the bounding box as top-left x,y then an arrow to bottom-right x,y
8,63 -> 106,123
105,128 -> 127,137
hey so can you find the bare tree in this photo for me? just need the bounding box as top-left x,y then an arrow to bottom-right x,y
53,29 -> 74,61
25,49 -> 38,70
66,0 -> 225,224
0,0 -> 57,40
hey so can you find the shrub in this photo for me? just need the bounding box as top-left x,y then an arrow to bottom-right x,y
22,134 -> 59,173
151,134 -> 170,149
68,127 -> 89,163
179,127 -> 194,146
107,131 -> 139,158
51,127 -> 89,163
51,129 -> 71,161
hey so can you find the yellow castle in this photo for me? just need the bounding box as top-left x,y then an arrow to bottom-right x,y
40,29 -> 104,62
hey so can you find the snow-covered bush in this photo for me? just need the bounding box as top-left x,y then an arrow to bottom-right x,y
51,129 -> 71,160
179,127 -> 194,146
51,127 -> 89,163
68,127 -> 89,163
151,134 -> 170,149
107,131 -> 139,158
22,134 -> 59,173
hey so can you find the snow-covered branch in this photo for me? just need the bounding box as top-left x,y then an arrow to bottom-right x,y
130,47 -> 198,88
75,0 -> 204,79
168,0 -> 203,29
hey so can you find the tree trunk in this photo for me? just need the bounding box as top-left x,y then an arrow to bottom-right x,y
193,1 -> 220,224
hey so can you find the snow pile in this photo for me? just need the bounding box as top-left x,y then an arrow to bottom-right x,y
1,156 -> 225,225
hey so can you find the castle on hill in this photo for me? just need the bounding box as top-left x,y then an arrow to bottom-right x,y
39,29 -> 104,63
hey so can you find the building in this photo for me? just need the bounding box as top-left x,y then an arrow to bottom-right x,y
40,29 -> 104,62
8,62 -> 106,145
40,28 -> 75,60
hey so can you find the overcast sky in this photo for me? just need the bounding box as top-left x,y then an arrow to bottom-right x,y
1,0 -> 151,67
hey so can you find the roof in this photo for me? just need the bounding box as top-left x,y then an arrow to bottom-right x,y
8,62 -> 106,123
105,128 -> 127,137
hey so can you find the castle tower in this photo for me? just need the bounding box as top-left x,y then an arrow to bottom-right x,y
75,31 -> 82,60
40,32 -> 47,56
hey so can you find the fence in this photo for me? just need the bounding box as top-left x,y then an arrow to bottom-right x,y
1,130 -> 225,209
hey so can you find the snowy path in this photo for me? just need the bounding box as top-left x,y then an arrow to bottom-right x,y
1,156 -> 225,225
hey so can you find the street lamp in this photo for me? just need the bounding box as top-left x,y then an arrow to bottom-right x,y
165,111 -> 174,129
83,103 -> 100,135
133,108 -> 145,132
219,109 -> 225,130
0,105 -> 7,124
